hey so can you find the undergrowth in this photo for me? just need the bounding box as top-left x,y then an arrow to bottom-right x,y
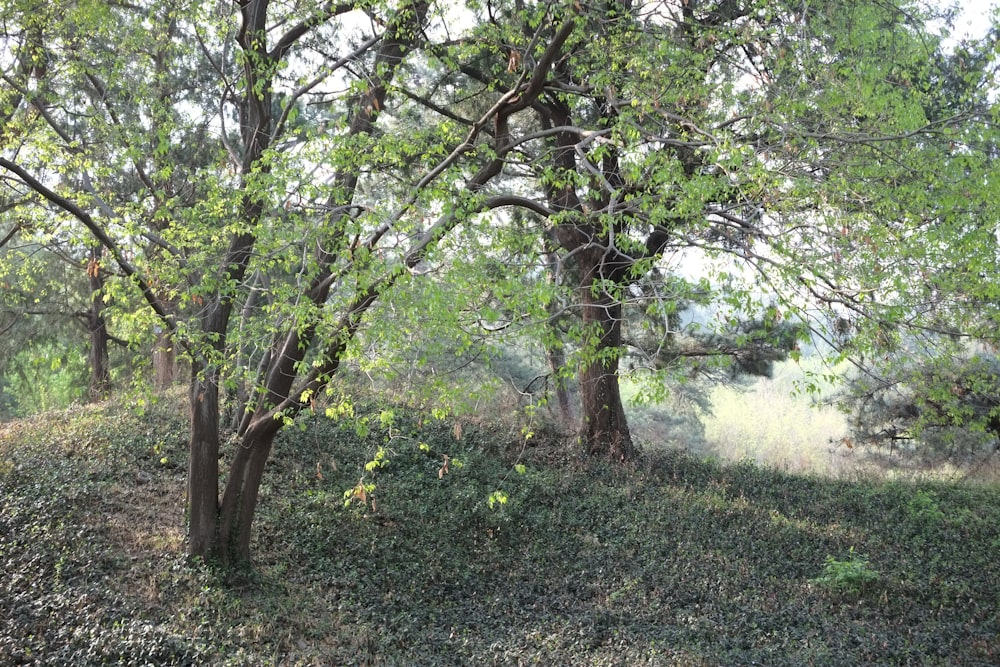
1,397 -> 999,665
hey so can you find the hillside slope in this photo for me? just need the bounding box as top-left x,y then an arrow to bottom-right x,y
1,398 -> 999,665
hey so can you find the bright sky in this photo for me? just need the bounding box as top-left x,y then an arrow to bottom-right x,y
948,0 -> 996,40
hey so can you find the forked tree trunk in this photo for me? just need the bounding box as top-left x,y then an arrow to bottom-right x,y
179,0 -> 566,565
182,0 -> 438,566
187,366 -> 283,566
578,278 -> 634,461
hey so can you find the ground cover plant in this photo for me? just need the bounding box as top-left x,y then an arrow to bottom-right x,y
1,396 -> 999,665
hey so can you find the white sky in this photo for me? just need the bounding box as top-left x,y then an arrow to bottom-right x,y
948,0 -> 996,40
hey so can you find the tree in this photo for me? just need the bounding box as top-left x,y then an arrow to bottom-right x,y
84,243 -> 112,399
415,0 -> 996,459
837,344 -> 1000,464
0,0 -> 995,567
0,0 -> 223,402
0,226 -> 119,412
0,0 -> 588,564
809,13 -> 1000,464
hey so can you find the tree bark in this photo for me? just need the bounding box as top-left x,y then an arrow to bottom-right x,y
86,244 -> 111,401
577,255 -> 634,460
537,104 -> 637,460
189,0 -> 441,566
546,339 -> 574,427
188,368 -> 220,560
543,249 -> 573,427
217,413 -> 282,565
152,326 -> 176,389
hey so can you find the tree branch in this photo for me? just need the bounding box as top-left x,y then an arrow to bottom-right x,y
269,1 -> 355,62
271,31 -> 382,142
0,223 -> 22,251
0,157 -> 177,338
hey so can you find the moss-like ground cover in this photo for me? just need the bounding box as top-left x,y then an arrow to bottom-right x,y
1,397 -> 998,665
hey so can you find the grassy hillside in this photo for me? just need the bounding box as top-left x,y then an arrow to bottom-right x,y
1,397 -> 999,666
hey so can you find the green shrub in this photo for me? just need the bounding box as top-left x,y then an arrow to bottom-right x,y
906,489 -> 945,527
813,548 -> 879,596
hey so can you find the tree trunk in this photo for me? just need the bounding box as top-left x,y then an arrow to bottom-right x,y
152,326 -> 176,389
180,0 -> 434,566
546,340 -> 574,427
217,416 -> 281,565
187,369 -> 221,560
543,247 -> 573,427
86,308 -> 110,400
182,0 -> 270,561
578,270 -> 634,460
86,245 -> 111,400
536,96 -> 636,460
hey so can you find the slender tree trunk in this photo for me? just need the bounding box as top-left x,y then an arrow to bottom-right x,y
152,326 -> 176,389
542,247 -> 573,427
228,271 -> 265,431
577,265 -> 634,460
546,340 -> 574,427
86,245 -> 111,400
86,309 -> 110,400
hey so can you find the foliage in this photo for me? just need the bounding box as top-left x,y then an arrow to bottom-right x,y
3,399 -> 1000,665
0,394 -> 197,662
907,489 -> 946,527
3,340 -> 89,415
0,237 -> 96,416
837,345 -> 1000,465
813,547 -> 880,597
0,0 -> 998,561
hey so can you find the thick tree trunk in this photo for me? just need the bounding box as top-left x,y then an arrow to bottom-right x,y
536,96 -> 636,460
578,277 -> 634,461
187,370 -> 221,560
217,416 -> 281,565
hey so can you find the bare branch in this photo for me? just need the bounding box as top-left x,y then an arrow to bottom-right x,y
271,31 -> 382,142
0,223 -> 22,250
269,1 -> 355,62
484,195 -> 555,218
394,86 -> 477,127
